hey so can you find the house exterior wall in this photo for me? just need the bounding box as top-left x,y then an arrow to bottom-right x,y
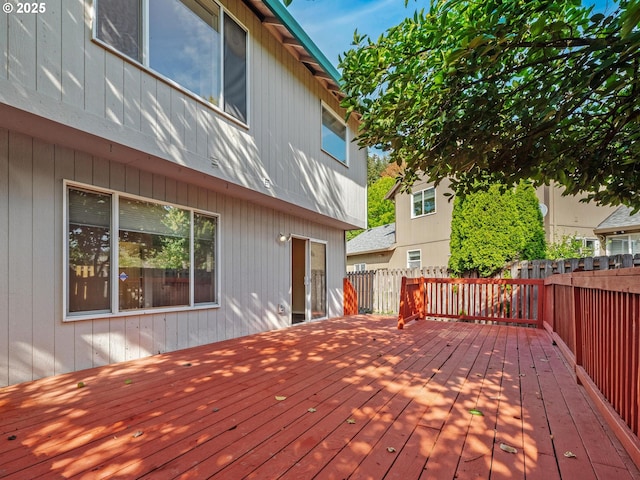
352,179 -> 619,271
389,178 -> 454,268
0,0 -> 366,387
346,251 -> 394,272
538,184 -> 616,246
0,129 -> 348,387
0,0 -> 367,230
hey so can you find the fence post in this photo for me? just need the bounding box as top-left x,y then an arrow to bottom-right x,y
572,274 -> 583,370
398,276 -> 408,329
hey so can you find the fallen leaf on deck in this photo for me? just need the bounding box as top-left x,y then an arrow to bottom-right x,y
275,396 -> 287,401
387,447 -> 396,453
77,381 -> 86,388
308,407 -> 317,413
7,435 -> 16,441
183,363 -> 192,367
469,409 -> 484,416
564,451 -> 576,458
132,430 -> 143,438
124,379 -> 132,385
500,443 -> 517,454
346,418 -> 356,424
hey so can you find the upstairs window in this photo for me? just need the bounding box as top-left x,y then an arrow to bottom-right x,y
321,105 -> 347,164
412,187 -> 436,218
95,0 -> 247,123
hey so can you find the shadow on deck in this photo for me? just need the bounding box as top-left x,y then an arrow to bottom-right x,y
1,315 -> 638,479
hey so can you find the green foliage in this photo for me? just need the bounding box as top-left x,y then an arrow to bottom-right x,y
546,234 -> 593,259
340,0 -> 640,210
448,182 -> 546,277
348,175 -> 396,240
368,176 -> 396,226
367,154 -> 388,185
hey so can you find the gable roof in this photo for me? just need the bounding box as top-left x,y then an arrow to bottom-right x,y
244,0 -> 343,98
347,223 -> 396,255
594,205 -> 640,234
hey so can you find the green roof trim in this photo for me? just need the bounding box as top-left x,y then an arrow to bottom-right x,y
261,0 -> 342,86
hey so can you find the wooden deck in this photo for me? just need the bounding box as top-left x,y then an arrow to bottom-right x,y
1,316 -> 638,479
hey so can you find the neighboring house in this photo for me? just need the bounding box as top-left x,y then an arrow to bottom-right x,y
0,0 -> 367,387
347,177 -> 617,270
346,223 -> 395,272
594,206 -> 640,255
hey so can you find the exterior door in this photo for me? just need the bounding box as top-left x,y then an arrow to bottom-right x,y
291,238 -> 327,323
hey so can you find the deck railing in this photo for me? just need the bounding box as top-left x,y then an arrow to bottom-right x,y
545,268 -> 640,466
398,277 -> 545,329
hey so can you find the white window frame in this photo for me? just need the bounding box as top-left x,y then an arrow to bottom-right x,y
354,263 -> 366,272
579,237 -> 600,256
63,180 -> 221,321
606,233 -> 640,256
92,0 -> 250,126
411,187 -> 436,218
321,102 -> 348,165
407,250 -> 422,269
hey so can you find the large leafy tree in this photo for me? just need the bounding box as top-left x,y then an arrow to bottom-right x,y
339,0 -> 640,209
448,181 -> 546,277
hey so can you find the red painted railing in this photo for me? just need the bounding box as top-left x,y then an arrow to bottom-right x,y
398,277 -> 426,329
545,268 -> 640,466
398,276 -> 545,329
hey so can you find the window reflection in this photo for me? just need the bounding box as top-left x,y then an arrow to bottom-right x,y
149,0 -> 221,104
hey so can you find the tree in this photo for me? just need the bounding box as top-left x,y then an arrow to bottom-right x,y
368,176 -> 397,226
367,153 -> 387,185
339,0 -> 640,210
347,175 -> 397,240
448,181 -> 546,277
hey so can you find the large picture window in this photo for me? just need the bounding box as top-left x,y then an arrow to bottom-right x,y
95,0 -> 247,123
66,183 -> 219,319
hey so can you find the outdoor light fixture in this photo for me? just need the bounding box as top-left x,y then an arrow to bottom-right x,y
277,233 -> 291,244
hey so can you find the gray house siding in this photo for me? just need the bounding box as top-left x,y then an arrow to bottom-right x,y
0,128 -> 347,386
0,0 -> 366,387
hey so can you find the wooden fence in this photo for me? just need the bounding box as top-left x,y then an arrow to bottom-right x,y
544,268 -> 640,466
347,254 -> 640,314
346,267 -> 449,314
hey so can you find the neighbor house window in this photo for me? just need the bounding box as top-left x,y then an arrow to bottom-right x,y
354,263 -> 366,272
95,0 -> 247,123
66,183 -> 219,319
412,187 -> 436,218
407,250 -> 421,269
321,105 -> 347,163
606,233 -> 640,256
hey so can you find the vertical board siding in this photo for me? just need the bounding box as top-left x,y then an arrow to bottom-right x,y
2,1 -> 366,229
0,130 -> 9,387
8,133 -> 34,385
8,13 -> 36,90
31,139 -> 56,380
36,0 -> 62,100
0,128 -> 347,387
62,0 -> 85,108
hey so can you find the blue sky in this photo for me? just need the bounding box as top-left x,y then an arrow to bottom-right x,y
286,0 -> 619,69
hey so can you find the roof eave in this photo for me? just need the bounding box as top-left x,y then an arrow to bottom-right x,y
245,0 -> 344,99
